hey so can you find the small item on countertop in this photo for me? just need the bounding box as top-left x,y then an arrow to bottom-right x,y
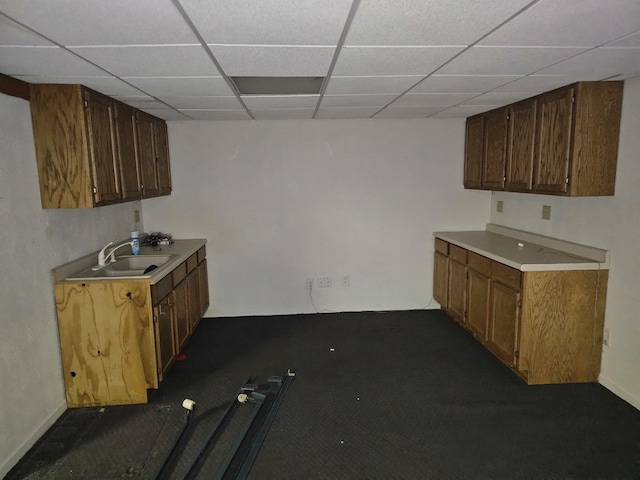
130,231 -> 140,255
143,264 -> 158,274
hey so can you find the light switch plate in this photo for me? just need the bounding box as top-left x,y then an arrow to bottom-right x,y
542,205 -> 551,220
134,209 -> 141,223
496,200 -> 504,213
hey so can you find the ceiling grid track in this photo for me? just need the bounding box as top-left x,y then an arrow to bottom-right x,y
371,0 -> 543,118
312,0 -> 362,119
172,0 -> 255,120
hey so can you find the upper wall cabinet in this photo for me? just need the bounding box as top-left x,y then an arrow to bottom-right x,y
29,84 -> 171,208
464,82 -> 624,197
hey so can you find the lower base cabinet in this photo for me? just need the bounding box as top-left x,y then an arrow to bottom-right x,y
55,245 -> 210,407
433,239 -> 608,384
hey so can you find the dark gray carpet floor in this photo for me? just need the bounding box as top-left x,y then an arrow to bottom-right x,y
7,310 -> 640,479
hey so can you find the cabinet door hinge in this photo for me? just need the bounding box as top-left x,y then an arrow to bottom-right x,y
153,315 -> 157,324
157,367 -> 161,375
516,300 -> 522,308
514,350 -> 520,358
92,186 -> 97,194
565,176 -> 570,185
83,100 -> 88,108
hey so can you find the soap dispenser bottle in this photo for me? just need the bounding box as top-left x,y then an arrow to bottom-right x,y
130,231 -> 140,255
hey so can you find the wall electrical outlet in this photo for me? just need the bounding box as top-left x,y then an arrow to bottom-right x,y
496,200 -> 504,213
542,205 -> 551,220
306,278 -> 314,290
342,275 -> 350,287
603,328 -> 610,347
319,277 -> 332,288
134,209 -> 141,223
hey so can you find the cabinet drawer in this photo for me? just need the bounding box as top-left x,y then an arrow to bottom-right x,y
172,261 -> 187,286
449,245 -> 467,264
435,238 -> 448,255
197,245 -> 206,263
186,253 -> 198,273
491,261 -> 522,290
468,252 -> 491,276
152,275 -> 172,304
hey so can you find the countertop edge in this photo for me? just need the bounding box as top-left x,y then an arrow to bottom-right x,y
53,239 -> 207,284
434,230 -> 608,272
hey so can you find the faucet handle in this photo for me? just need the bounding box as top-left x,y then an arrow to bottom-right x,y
97,241 -> 114,267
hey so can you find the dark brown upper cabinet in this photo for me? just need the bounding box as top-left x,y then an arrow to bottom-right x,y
29,83 -> 172,208
464,81 -> 623,197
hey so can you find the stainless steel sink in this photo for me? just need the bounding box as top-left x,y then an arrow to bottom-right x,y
65,254 -> 177,280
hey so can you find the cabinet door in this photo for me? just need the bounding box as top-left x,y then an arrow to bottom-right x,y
187,269 -> 201,330
534,87 -> 574,194
136,112 -> 159,198
84,90 -> 121,205
197,259 -> 210,317
467,268 -> 490,340
173,280 -> 190,351
482,108 -> 508,189
154,120 -> 172,196
448,259 -> 466,324
154,295 -> 175,381
114,102 -> 142,200
433,252 -> 449,307
506,100 -> 536,191
487,282 -> 521,367
464,115 -> 484,189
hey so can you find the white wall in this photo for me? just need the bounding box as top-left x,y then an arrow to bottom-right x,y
489,77 -> 640,410
0,93 -> 144,477
143,119 -> 491,317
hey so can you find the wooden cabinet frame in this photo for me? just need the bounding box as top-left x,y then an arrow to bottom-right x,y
433,239 -> 607,384
55,246 -> 209,407
464,81 -> 623,196
29,83 -> 172,208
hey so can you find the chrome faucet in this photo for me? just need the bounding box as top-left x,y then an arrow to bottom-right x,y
93,241 -> 134,270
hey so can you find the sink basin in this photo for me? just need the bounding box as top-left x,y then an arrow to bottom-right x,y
110,255 -> 175,270
65,254 -> 176,280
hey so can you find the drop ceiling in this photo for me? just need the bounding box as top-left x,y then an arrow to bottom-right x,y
1,0 -> 639,121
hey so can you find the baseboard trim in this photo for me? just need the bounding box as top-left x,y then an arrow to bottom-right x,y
0,399 -> 67,479
599,375 -> 640,411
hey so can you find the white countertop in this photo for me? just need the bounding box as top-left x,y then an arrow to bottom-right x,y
434,225 -> 609,272
53,239 -> 207,284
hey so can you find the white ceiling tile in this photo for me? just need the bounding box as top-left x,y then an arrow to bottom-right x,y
123,77 -> 233,97
374,106 -> 445,118
209,45 -> 334,77
69,46 -> 219,77
438,46 -> 589,75
139,108 -> 191,121
252,109 -> 316,120
321,94 -> 398,107
391,93 -> 477,107
607,31 -> 640,47
0,14 -> 52,45
324,76 -> 423,94
180,110 -> 252,120
111,95 -> 155,102
536,47 -> 640,77
0,46 -> 108,76
123,100 -> 168,109
0,0 -> 196,45
480,0 -> 640,47
315,107 -> 381,119
431,105 -> 499,118
334,46 -> 465,76
462,92 -> 532,106
157,96 -> 243,109
179,0 -> 352,45
345,0 -> 534,46
242,95 -> 319,110
409,75 -> 521,94
14,75 -> 146,96
490,75 -> 586,93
